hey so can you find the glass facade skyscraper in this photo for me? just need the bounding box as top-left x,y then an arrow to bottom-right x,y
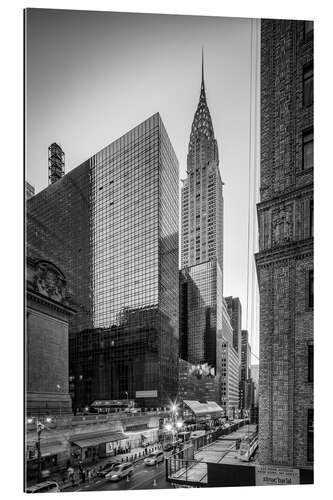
180,55 -> 224,379
27,113 -> 179,409
87,113 -> 179,407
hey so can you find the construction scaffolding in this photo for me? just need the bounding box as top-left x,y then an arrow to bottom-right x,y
48,142 -> 65,185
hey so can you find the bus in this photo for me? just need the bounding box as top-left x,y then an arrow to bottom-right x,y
238,433 -> 258,462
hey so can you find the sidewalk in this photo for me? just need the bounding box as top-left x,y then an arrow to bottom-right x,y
48,443 -> 163,491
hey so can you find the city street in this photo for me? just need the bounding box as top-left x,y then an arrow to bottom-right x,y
64,459 -> 172,492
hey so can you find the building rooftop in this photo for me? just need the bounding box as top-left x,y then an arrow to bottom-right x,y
183,400 -> 223,417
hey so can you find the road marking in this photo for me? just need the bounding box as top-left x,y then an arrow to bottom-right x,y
128,469 -> 165,490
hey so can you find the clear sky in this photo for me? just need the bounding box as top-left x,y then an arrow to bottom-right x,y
25,8 -> 259,357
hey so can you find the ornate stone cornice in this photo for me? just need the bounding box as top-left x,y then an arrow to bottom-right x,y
255,238 -> 313,269
27,289 -> 77,315
257,182 -> 313,212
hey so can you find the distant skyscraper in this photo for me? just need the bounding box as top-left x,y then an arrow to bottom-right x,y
180,52 -> 225,390
221,299 -> 240,417
251,363 -> 259,406
25,181 -> 35,200
240,330 -> 251,381
225,296 -> 242,358
256,19 -> 313,468
27,113 -> 179,408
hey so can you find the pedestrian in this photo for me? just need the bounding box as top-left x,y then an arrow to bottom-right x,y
67,466 -> 74,482
88,469 -> 92,483
81,469 -> 86,483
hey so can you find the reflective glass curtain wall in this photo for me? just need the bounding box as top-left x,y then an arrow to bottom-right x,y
90,113 -> 179,406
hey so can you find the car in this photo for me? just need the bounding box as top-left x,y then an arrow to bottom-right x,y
144,450 -> 164,465
105,462 -> 134,481
97,461 -> 118,477
163,442 -> 174,452
26,481 -> 61,493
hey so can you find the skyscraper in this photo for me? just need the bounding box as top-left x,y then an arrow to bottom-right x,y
181,52 -> 223,270
220,299 -> 240,417
256,20 -> 313,468
239,329 -> 254,412
240,330 -> 251,381
27,113 -> 179,409
225,296 -> 242,358
180,52 -> 224,382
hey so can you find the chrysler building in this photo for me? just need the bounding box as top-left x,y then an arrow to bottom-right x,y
180,51 -> 225,374
181,51 -> 224,272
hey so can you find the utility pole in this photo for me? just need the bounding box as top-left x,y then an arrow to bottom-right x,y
36,421 -> 45,482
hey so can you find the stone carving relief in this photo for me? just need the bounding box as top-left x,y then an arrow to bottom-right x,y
272,204 -> 293,246
33,261 -> 67,304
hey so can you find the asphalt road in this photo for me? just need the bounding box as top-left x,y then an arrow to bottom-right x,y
65,459 -> 172,492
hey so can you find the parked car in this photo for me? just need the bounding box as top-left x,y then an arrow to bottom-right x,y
105,462 -> 134,481
144,450 -> 164,466
97,462 -> 118,477
26,481 -> 61,493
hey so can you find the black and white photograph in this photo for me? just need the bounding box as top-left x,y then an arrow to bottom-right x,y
22,4 -> 314,494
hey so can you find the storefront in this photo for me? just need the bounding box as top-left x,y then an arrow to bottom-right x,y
26,440 -> 69,480
124,424 -> 159,449
70,431 -> 128,465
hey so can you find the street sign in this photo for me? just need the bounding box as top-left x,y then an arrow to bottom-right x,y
255,465 -> 300,486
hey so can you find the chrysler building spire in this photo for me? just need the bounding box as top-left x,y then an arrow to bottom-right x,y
201,46 -> 205,92
187,50 -> 219,171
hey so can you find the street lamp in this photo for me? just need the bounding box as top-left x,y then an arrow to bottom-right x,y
36,421 -> 45,482
56,384 -> 62,418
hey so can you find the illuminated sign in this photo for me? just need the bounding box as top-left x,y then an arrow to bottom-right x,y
135,390 -> 158,398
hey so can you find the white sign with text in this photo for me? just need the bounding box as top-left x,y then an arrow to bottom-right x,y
255,465 -> 300,486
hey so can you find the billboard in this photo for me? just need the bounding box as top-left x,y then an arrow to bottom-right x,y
135,390 -> 158,398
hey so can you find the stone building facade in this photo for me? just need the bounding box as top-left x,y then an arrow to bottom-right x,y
256,19 -> 313,468
26,258 -> 75,416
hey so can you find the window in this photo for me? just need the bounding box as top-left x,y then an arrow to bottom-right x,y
308,270 -> 314,308
308,344 -> 313,382
302,129 -> 314,170
307,408 -> 314,462
310,199 -> 314,237
304,21 -> 314,39
303,63 -> 313,107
